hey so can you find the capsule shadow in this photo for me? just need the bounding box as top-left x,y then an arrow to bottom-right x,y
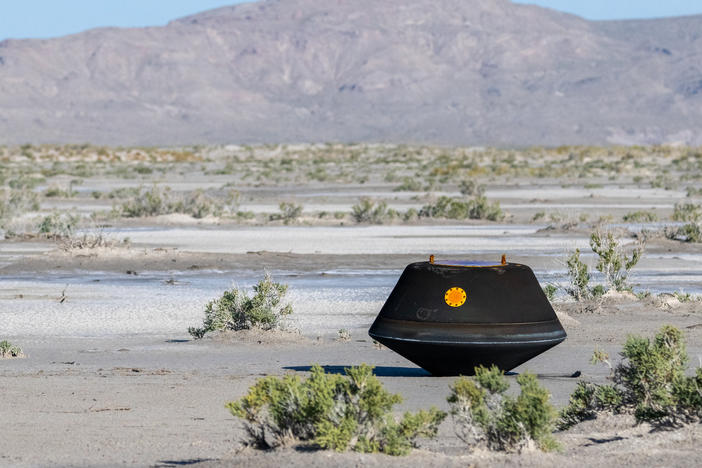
283,365 -> 431,377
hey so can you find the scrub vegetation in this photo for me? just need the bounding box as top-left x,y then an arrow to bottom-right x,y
227,364 -> 445,455
351,198 -> 393,224
269,202 -> 303,224
564,230 -> 643,300
589,231 -> 643,292
2,143 -> 702,228
666,223 -> 702,243
114,186 -> 239,219
0,340 -> 24,358
36,211 -> 81,240
418,195 -> 505,221
447,365 -> 559,452
188,273 -> 293,339
559,325 -> 702,429
1,208 -> 128,250
672,202 -> 701,222
0,188 -> 39,227
622,210 -> 657,222
542,284 -> 557,302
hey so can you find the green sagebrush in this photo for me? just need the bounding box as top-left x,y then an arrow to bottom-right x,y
447,365 -> 559,452
672,202 -> 702,222
559,325 -> 702,429
565,231 -> 642,300
665,223 -> 702,243
226,364 -> 445,456
542,284 -> 557,302
622,210 -> 657,222
351,198 -> 390,224
419,195 -> 504,221
37,211 -> 80,239
0,340 -> 23,358
116,186 -> 230,219
188,273 -> 292,339
269,202 -> 303,224
0,188 -> 40,227
590,231 -> 643,292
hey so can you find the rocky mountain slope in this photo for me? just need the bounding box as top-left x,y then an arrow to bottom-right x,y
1,0 -> 701,146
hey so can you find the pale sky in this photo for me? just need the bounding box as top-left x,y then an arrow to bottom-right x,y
1,0 -> 702,41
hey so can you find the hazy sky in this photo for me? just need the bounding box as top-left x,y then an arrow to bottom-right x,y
2,0 -> 702,41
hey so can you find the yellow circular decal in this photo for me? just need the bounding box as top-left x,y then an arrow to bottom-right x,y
445,287 -> 467,307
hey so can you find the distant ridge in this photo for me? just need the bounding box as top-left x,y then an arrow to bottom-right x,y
1,0 -> 701,146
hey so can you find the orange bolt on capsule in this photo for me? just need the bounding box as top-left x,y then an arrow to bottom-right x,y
501,254 -> 507,265
429,254 -> 435,264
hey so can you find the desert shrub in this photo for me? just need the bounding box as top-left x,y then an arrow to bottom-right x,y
469,195 -> 505,221
419,196 -> 468,219
673,291 -> 697,302
188,273 -> 292,338
419,195 -> 504,221
458,180 -> 486,197
622,211 -> 657,222
37,211 -> 80,239
351,198 -> 390,224
672,202 -> 702,222
116,186 -> 224,219
589,231 -> 643,291
385,208 -> 400,220
635,290 -> 652,300
106,187 -> 141,199
226,364 -> 445,455
593,214 -> 614,226
337,329 -> 351,342
44,185 -> 77,198
236,210 -> 256,220
532,211 -> 545,222
558,382 -> 622,430
8,175 -> 44,190
59,232 -> 128,251
665,223 -> 702,243
134,165 -> 153,175
558,326 -> 702,429
0,189 -> 40,225
403,207 -> 419,222
565,249 -> 591,300
565,231 -> 642,299
447,365 -> 559,452
117,186 -> 170,217
172,189 -> 221,218
542,284 -> 557,302
269,202 -> 303,224
0,340 -> 24,358
651,175 -> 674,190
393,177 -> 422,192
615,325 -> 701,425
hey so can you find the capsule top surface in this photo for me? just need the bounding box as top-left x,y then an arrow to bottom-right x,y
433,260 -> 504,267
377,261 -> 556,324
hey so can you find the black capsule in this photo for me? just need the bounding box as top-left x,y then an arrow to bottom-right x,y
368,259 -> 567,376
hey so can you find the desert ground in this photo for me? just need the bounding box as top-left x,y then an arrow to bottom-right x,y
1,144 -> 702,466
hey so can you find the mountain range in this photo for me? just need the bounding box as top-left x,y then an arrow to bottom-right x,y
1,0 -> 701,146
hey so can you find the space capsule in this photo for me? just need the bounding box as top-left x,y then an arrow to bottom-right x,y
368,256 -> 566,376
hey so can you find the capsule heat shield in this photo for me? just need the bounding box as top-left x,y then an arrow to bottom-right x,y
368,260 -> 566,376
